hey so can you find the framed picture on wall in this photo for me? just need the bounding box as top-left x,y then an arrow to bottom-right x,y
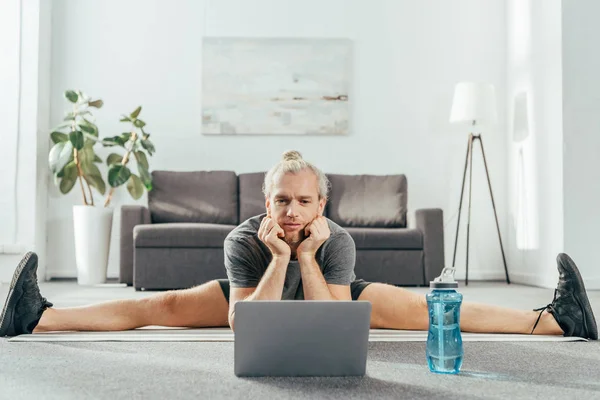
201,37 -> 351,135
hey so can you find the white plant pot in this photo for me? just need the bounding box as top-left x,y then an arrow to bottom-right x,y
73,205 -> 114,285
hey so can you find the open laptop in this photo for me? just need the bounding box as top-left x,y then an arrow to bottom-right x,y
234,300 -> 371,377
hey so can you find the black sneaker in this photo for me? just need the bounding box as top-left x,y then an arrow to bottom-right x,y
531,253 -> 598,340
0,252 -> 53,337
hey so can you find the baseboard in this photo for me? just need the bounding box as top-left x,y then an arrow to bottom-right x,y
47,269 -> 119,281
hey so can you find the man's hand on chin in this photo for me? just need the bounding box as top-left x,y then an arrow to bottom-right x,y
296,216 -> 331,259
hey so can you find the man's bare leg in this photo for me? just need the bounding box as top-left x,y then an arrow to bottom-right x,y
360,283 -> 562,335
361,253 -> 599,339
34,280 -> 229,332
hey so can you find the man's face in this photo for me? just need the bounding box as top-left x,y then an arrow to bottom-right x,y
265,169 -> 326,245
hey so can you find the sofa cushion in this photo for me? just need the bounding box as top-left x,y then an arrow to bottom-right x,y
344,227 -> 422,249
134,223 -> 237,248
148,171 -> 239,225
239,172 -> 266,222
326,174 -> 407,228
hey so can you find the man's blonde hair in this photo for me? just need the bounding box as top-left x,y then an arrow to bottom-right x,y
262,150 -> 330,200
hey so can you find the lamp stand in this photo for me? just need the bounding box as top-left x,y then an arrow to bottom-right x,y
451,133 -> 510,285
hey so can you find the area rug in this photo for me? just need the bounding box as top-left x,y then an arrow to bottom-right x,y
2,340 -> 598,399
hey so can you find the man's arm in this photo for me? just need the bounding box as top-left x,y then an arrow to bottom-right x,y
298,254 -> 351,301
297,216 -> 356,300
246,256 -> 289,301
228,256 -> 289,330
296,215 -> 338,300
296,216 -> 353,301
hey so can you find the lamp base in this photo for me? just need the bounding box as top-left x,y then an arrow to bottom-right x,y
450,133 -> 510,285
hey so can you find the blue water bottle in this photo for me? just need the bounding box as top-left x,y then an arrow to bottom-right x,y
426,268 -> 463,374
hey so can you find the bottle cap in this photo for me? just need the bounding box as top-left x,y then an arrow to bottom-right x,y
429,281 -> 459,289
429,266 -> 459,289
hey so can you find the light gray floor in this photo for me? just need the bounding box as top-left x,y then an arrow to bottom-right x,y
2,281 -> 599,399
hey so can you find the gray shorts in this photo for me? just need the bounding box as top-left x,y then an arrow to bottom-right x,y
217,279 -> 372,303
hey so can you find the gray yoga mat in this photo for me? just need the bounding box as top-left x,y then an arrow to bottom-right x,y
7,327 -> 587,342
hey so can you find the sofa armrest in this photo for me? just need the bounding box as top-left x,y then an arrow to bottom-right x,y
414,208 -> 445,284
119,205 -> 151,285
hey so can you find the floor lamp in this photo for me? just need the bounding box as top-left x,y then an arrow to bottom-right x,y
449,82 -> 510,285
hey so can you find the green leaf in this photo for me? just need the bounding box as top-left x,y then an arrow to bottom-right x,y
59,177 -> 77,194
133,119 -> 146,128
108,165 -> 131,187
130,106 -> 142,119
134,151 -> 149,170
83,138 -> 96,148
81,162 -> 106,195
101,138 -> 118,147
120,115 -> 132,122
79,145 -> 99,168
78,123 -> 95,134
102,136 -> 126,148
63,161 -> 78,181
78,120 -> 98,136
126,174 -> 144,200
65,90 -> 78,103
137,163 -> 152,190
64,113 -> 76,121
82,133 -> 101,144
56,161 -> 70,179
69,131 -> 84,150
120,132 -> 132,143
81,159 -> 101,177
81,142 -> 99,163
56,154 -> 75,178
85,174 -> 106,195
140,139 -> 155,156
50,131 -> 68,144
49,141 -> 74,174
88,99 -> 104,108
106,153 -> 123,166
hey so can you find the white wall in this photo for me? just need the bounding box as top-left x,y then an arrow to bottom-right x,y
40,0 -> 507,280
562,0 -> 600,289
505,0 -> 600,290
506,0 -> 564,288
0,0 -> 51,283
0,0 -> 21,246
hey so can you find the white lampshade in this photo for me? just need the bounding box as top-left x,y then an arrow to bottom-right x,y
449,82 -> 498,125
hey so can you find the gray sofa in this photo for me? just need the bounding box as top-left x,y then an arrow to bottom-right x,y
120,171 -> 445,290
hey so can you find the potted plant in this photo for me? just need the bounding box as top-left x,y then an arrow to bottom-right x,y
48,90 -> 156,285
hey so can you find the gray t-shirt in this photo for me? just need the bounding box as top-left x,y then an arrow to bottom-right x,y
224,213 -> 356,300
